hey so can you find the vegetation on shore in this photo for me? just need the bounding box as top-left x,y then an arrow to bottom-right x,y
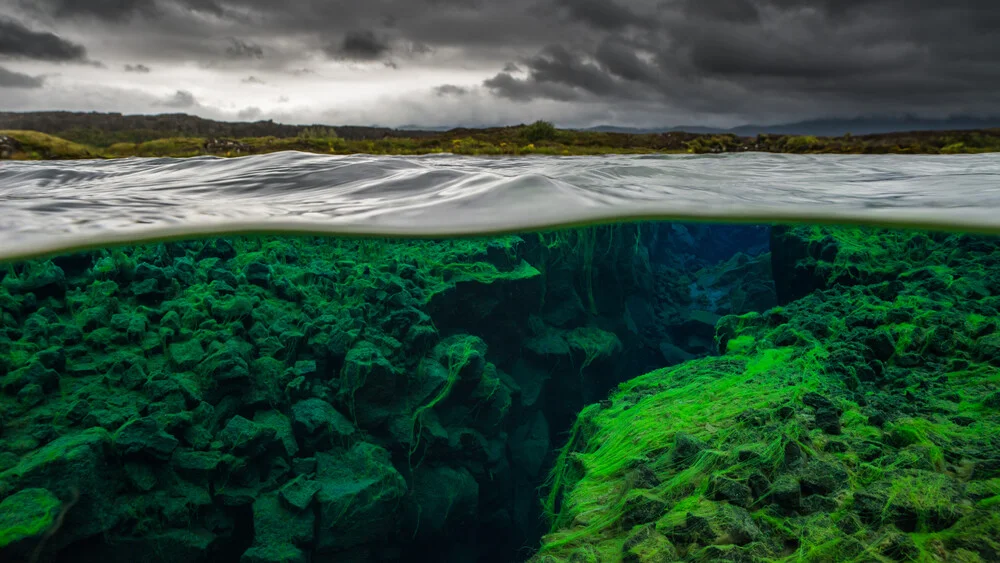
3,120 -> 1000,160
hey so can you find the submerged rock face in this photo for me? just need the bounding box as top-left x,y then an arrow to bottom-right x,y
2,225 -> 722,563
0,235 -> 537,562
534,225 -> 1000,562
0,223 -> 780,562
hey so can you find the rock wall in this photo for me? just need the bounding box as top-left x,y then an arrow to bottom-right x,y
534,225 -> 1000,562
0,221 -> 779,562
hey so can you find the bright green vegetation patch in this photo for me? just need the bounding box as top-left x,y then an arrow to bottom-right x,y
6,122 -> 1000,160
0,130 -> 96,159
0,487 -> 61,548
534,226 -> 1000,563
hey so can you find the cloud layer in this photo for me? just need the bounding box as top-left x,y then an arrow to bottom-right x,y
1,0 -> 998,127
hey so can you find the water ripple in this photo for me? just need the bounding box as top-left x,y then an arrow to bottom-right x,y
1,151 -> 999,261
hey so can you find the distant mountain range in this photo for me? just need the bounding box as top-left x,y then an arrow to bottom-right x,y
3,111 -> 1000,139
577,116 -> 1000,137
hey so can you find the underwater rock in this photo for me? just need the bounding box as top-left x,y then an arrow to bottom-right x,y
313,442 -> 407,553
0,487 -> 61,549
662,503 -> 761,549
291,398 -> 355,449
670,432 -> 707,467
241,492 -> 314,563
168,339 -> 206,371
114,417 -> 179,460
768,475 -> 802,512
622,525 -> 677,563
0,429 -> 119,551
814,407 -> 842,435
171,449 -> 223,481
535,226 -> 1000,563
621,495 -> 668,529
1,361 -> 60,394
3,232 -> 629,563
254,410 -> 299,458
2,261 -> 66,298
279,476 -> 321,512
217,415 -> 277,456
709,476 -> 753,508
799,461 -> 848,497
339,340 -> 400,426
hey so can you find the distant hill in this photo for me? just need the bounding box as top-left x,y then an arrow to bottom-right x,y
4,111 -> 1000,143
581,116 -> 1000,137
0,111 -> 441,142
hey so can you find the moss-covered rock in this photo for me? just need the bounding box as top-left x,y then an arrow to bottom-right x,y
0,487 -> 61,549
534,226 -> 1000,562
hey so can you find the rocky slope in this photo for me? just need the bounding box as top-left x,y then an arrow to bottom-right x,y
533,225 -> 1000,562
0,222 -> 774,562
0,111 -> 435,143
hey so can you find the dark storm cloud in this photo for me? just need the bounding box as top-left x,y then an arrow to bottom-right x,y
176,0 -> 226,17
325,30 -> 391,61
554,0 -> 648,30
0,18 -> 88,61
23,0 -> 224,21
0,65 -> 44,87
124,63 -> 151,73
10,0 -> 1000,124
478,0 -> 1000,121
593,39 -> 658,85
483,71 -> 581,102
226,38 -> 263,59
23,0 -> 158,22
680,0 -> 760,23
485,43 -> 649,102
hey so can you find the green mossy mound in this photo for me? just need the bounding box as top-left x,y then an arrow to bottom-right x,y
534,225 -> 1000,562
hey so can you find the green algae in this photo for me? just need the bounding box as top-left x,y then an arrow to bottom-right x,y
534,225 -> 1000,563
0,223 -> 665,562
2,220 -> 999,562
0,487 -> 61,548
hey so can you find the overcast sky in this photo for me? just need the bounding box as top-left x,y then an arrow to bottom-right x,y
0,0 -> 998,128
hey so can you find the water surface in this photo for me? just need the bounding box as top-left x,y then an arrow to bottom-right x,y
1,151 -> 998,260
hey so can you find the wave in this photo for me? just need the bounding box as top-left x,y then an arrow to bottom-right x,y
1,151 -> 999,261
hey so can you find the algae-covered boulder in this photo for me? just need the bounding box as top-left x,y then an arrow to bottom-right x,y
241,492 -> 314,563
217,415 -> 277,456
0,429 -> 120,551
0,487 -> 61,549
339,341 -> 401,426
291,398 -> 355,451
314,442 -> 407,553
622,525 -> 677,563
114,416 -> 179,460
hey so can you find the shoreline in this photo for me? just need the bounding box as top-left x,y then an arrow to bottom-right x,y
3,124 -> 1000,160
